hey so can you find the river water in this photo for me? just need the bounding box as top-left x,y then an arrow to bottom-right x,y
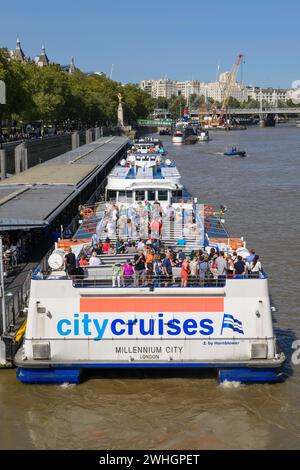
0,124 -> 299,450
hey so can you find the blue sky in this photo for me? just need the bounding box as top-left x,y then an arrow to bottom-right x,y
1,0 -> 299,87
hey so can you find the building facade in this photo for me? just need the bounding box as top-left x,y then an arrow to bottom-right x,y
247,86 -> 288,104
140,76 -> 289,104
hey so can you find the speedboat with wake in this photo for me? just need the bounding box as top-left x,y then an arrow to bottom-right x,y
224,147 -> 246,157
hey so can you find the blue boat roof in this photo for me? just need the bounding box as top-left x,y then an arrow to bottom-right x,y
110,161 -> 179,181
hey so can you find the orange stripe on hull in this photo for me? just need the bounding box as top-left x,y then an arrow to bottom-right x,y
80,297 -> 224,313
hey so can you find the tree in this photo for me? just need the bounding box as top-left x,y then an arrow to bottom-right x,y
226,96 -> 241,108
286,99 -> 297,108
155,96 -> 169,110
242,99 -> 260,109
0,45 -> 156,128
169,95 -> 186,118
0,48 -> 34,123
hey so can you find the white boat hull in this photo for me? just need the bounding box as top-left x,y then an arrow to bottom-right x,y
172,136 -> 183,143
15,279 -> 285,383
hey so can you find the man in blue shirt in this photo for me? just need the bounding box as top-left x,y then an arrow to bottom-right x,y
162,253 -> 173,286
246,249 -> 256,263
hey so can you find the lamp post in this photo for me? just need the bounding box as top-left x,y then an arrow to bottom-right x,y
0,80 -> 6,148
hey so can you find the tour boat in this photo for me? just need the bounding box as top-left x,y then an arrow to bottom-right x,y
172,129 -> 184,143
14,146 -> 285,384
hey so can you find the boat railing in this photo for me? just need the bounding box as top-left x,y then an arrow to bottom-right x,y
65,270 -> 266,288
70,273 -> 226,288
171,196 -> 195,204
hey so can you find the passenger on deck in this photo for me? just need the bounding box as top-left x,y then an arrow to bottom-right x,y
208,247 -> 217,260
153,254 -> 162,287
246,248 -> 256,263
134,250 -> 146,286
116,238 -> 123,254
199,255 -> 209,286
64,247 -> 76,275
234,256 -> 246,278
145,248 -> 154,283
209,255 -> 219,285
98,240 -> 103,254
137,239 -> 145,251
93,244 -> 102,256
102,237 -> 111,254
246,255 -> 262,278
126,241 -> 137,254
232,251 -> 238,263
181,256 -> 190,287
78,254 -> 89,267
123,259 -> 135,284
162,253 -> 173,287
112,263 -> 123,287
176,249 -> 185,266
126,218 -> 133,237
216,251 -> 227,286
107,243 -> 116,255
190,255 -> 199,278
89,251 -> 102,266
226,254 -> 235,278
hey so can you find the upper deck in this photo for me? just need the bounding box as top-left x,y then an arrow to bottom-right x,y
37,141 -> 256,285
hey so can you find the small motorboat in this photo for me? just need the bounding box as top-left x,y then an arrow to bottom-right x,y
224,147 -> 246,157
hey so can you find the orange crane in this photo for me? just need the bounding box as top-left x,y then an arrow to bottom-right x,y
219,53 -> 244,125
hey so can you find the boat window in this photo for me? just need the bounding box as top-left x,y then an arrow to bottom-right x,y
135,190 -> 145,201
118,190 -> 126,202
147,189 -> 156,201
126,190 -> 133,201
158,190 -> 168,201
107,190 -> 117,201
172,190 -> 183,198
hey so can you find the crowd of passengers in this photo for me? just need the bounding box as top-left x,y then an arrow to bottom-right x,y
1,231 -> 34,268
64,237 -> 263,287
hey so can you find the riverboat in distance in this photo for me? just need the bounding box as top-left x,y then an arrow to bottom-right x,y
224,147 -> 246,157
15,140 -> 285,384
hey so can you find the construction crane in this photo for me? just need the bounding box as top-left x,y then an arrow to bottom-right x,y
219,53 -> 244,124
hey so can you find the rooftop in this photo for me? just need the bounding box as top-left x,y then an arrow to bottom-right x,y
0,136 -> 128,230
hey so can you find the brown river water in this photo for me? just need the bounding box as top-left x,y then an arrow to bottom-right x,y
0,124 -> 299,450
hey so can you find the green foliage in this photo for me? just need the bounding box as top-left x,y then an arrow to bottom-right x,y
286,99 -> 297,107
0,48 -> 34,121
242,99 -> 260,109
168,95 -> 186,118
226,96 -> 241,108
189,93 -> 206,108
0,49 -> 154,126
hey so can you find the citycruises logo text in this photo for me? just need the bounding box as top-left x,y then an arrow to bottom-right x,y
56,313 -> 244,340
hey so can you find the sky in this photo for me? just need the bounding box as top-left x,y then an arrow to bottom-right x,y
1,0 -> 299,88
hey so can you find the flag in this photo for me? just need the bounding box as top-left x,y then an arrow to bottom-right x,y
221,314 -> 244,335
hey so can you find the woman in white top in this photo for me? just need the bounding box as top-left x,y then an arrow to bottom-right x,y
247,255 -> 262,278
89,251 -> 102,267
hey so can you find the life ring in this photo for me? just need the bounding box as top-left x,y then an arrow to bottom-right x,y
204,205 -> 214,217
83,207 -> 94,219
